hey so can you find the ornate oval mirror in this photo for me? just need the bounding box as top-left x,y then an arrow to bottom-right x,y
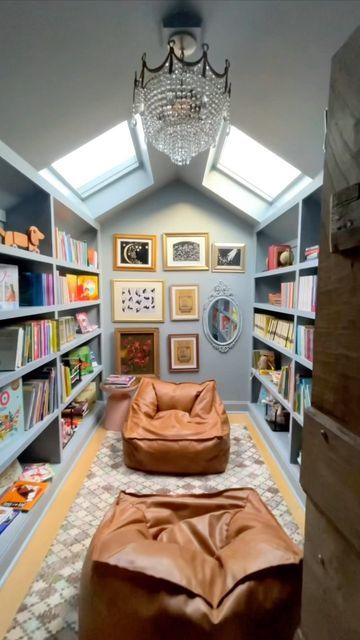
203,281 -> 242,352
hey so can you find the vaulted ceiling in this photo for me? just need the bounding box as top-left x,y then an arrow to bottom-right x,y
0,0 -> 360,218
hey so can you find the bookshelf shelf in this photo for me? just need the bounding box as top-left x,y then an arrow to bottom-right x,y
251,368 -> 292,412
0,142 -> 104,584
0,410 -> 58,474
59,328 -> 102,356
250,174 -> 322,504
55,259 -> 100,274
60,365 -> 103,409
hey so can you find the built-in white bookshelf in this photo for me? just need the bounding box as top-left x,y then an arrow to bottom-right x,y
249,174 -> 322,505
0,141 -> 104,584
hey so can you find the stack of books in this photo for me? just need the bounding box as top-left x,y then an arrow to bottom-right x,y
298,275 -> 317,312
103,374 -> 136,388
304,244 -> 319,260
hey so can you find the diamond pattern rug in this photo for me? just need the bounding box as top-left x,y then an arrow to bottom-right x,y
4,426 -> 302,639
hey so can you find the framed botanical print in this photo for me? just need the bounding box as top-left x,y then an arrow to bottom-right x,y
112,279 -> 164,322
163,233 -> 209,270
115,328 -> 159,377
113,234 -> 156,271
168,333 -> 199,373
170,284 -> 199,321
211,243 -> 246,272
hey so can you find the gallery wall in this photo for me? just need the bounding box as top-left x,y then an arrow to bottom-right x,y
100,180 -> 255,407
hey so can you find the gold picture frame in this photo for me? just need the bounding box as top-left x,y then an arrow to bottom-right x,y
211,243 -> 246,272
115,327 -> 159,377
113,234 -> 157,271
168,333 -> 199,373
170,284 -> 199,321
163,232 -> 209,270
112,279 -> 165,322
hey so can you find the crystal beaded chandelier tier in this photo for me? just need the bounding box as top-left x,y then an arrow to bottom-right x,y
132,34 -> 231,165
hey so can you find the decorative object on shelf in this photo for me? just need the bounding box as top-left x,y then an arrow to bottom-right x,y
170,284 -> 199,321
163,233 -> 209,270
76,275 -> 99,301
132,19 -> 231,166
267,244 -> 293,270
203,281 -> 242,353
113,234 -> 157,272
168,333 -> 199,372
0,225 -> 45,253
278,247 -> 294,267
112,279 -> 164,322
115,327 -> 160,378
212,242 -> 246,272
0,379 -> 24,446
0,263 -> 19,310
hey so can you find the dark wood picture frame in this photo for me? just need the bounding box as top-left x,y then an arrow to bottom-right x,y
114,327 -> 160,377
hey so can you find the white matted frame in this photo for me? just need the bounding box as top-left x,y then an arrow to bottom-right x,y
212,242 -> 246,272
168,333 -> 199,373
112,279 -> 165,322
170,284 -> 199,321
163,232 -> 209,270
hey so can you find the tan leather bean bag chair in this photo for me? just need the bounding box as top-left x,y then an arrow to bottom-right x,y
79,489 -> 302,640
122,378 -> 230,474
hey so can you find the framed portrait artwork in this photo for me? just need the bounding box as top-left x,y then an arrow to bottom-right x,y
163,233 -> 209,270
170,284 -> 199,321
113,234 -> 156,271
168,333 -> 199,373
112,279 -> 165,322
115,328 -> 159,377
212,243 -> 246,272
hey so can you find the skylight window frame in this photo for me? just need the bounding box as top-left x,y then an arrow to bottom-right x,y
49,120 -> 140,201
214,125 -> 304,204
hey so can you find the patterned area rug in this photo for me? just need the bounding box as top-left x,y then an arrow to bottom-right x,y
4,426 -> 302,639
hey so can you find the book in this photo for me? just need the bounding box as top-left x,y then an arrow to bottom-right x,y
19,463 -> 54,483
76,311 -> 97,334
105,374 -> 136,386
0,507 -> 19,535
74,381 -> 97,406
0,378 -> 24,446
0,459 -> 22,493
0,480 -> 48,511
22,383 -> 37,429
66,274 -> 78,303
0,505 -> 16,526
76,275 -> 99,301
0,326 -> 24,370
68,344 -> 94,375
0,264 -> 19,310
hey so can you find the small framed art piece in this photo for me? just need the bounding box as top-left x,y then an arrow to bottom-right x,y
170,284 -> 199,321
113,234 -> 156,271
112,279 -> 164,322
163,233 -> 209,270
212,243 -> 246,272
115,327 -> 160,377
168,333 -> 199,373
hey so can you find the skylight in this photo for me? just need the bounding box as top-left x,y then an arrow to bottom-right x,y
217,126 -> 303,202
50,120 -> 138,198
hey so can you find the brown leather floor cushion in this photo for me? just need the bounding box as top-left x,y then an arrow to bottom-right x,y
122,378 -> 230,474
79,489 -> 302,640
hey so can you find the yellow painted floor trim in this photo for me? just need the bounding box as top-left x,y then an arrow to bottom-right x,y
229,413 -> 305,533
0,426 -> 107,640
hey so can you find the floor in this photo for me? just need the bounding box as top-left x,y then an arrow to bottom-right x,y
0,413 -> 304,639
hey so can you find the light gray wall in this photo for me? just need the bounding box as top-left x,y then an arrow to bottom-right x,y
100,180 -> 255,405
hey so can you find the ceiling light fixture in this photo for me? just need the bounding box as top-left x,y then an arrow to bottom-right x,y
132,31 -> 231,165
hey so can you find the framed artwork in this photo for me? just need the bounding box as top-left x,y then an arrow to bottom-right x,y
112,279 -> 164,322
211,243 -> 246,272
163,232 -> 209,270
170,284 -> 199,321
168,333 -> 199,373
115,328 -> 159,377
113,234 -> 156,271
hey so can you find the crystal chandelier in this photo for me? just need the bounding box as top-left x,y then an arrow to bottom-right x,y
132,34 -> 231,165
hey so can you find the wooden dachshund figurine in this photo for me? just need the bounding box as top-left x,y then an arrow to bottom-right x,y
0,225 -> 45,253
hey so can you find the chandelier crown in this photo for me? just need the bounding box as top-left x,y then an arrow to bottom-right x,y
132,34 -> 231,165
